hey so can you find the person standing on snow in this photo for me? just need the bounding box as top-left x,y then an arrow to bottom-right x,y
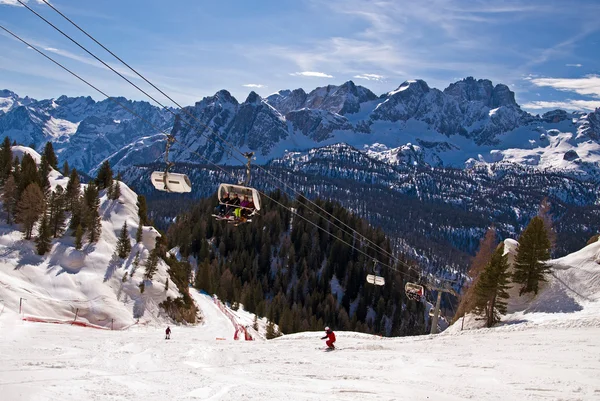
321,326 -> 336,349
165,326 -> 171,340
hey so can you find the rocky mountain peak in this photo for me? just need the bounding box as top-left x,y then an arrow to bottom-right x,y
443,77 -> 517,108
245,91 -> 262,105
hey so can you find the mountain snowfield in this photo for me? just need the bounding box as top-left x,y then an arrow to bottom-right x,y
0,147 -> 181,329
1,148 -> 600,399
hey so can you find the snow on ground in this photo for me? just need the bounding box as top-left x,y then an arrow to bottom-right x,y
0,147 -> 180,328
1,302 -> 599,400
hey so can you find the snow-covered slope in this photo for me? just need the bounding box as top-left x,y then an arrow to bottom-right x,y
1,240 -> 599,400
0,147 -> 181,328
451,238 -> 600,333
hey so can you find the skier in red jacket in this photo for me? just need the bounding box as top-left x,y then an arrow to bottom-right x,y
165,326 -> 171,340
321,326 -> 336,349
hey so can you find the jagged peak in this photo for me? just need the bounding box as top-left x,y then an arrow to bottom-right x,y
387,79 -> 430,96
444,77 -> 518,108
244,91 -> 263,105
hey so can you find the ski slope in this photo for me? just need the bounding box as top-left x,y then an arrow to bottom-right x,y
1,298 -> 599,400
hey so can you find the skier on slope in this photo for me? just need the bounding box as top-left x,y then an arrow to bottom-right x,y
321,326 -> 336,350
165,326 -> 171,340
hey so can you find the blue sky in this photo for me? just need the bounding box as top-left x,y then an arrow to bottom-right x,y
1,0 -> 599,113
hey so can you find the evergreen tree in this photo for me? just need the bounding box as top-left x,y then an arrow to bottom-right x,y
95,160 -> 113,190
75,223 -> 83,250
136,223 -> 143,243
48,185 -> 67,237
454,227 -> 497,321
0,136 -> 12,183
110,180 -> 121,200
18,153 -> 40,195
2,174 -> 17,224
253,315 -> 259,331
131,251 -> 140,278
62,161 -> 70,177
513,216 -> 552,295
137,195 -> 149,225
144,248 -> 159,281
17,183 -> 45,239
42,142 -> 58,170
35,213 -> 52,255
473,244 -> 511,327
65,169 -> 81,211
83,182 -> 101,243
165,278 -> 169,292
38,151 -> 51,192
116,221 -> 132,258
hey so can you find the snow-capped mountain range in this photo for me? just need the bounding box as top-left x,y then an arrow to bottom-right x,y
1,77 -> 599,178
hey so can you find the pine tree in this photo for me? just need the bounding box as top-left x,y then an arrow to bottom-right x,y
83,183 -> 101,243
75,223 -> 83,250
137,195 -> 148,225
0,136 -> 12,183
131,251 -> 140,278
16,183 -> 45,239
62,161 -> 70,177
165,278 -> 169,292
65,169 -> 81,211
116,221 -> 132,258
48,186 -> 67,237
473,244 -> 511,327
38,152 -> 51,192
454,227 -> 497,321
18,153 -> 40,195
143,248 -> 159,281
2,175 -> 17,224
135,223 -> 143,243
95,160 -> 113,190
253,315 -> 259,331
42,142 -> 58,170
35,213 -> 52,255
111,180 -> 121,200
513,216 -> 552,295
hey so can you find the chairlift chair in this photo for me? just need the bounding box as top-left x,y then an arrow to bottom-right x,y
405,282 -> 424,301
150,134 -> 192,193
151,171 -> 192,193
366,274 -> 385,286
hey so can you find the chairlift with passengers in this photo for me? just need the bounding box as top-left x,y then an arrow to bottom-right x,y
405,282 -> 424,301
212,152 -> 261,225
150,135 -> 192,193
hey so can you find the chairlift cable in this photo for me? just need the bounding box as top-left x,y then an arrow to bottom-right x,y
28,0 -> 403,270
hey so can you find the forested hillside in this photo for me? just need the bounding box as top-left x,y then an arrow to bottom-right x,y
167,192 -> 428,336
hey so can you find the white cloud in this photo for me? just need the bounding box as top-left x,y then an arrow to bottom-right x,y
522,99 -> 600,111
242,84 -> 265,88
353,73 -> 384,81
290,71 -> 333,78
0,0 -> 21,5
530,75 -> 600,98
566,63 -> 582,67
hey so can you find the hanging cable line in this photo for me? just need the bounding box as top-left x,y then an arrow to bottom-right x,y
7,4 -> 446,286
22,0 -> 404,270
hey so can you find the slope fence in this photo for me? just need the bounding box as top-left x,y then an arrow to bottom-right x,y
213,296 -> 253,341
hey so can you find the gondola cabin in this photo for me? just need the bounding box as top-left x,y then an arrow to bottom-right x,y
151,171 -> 192,193
217,183 -> 261,212
366,274 -> 385,286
